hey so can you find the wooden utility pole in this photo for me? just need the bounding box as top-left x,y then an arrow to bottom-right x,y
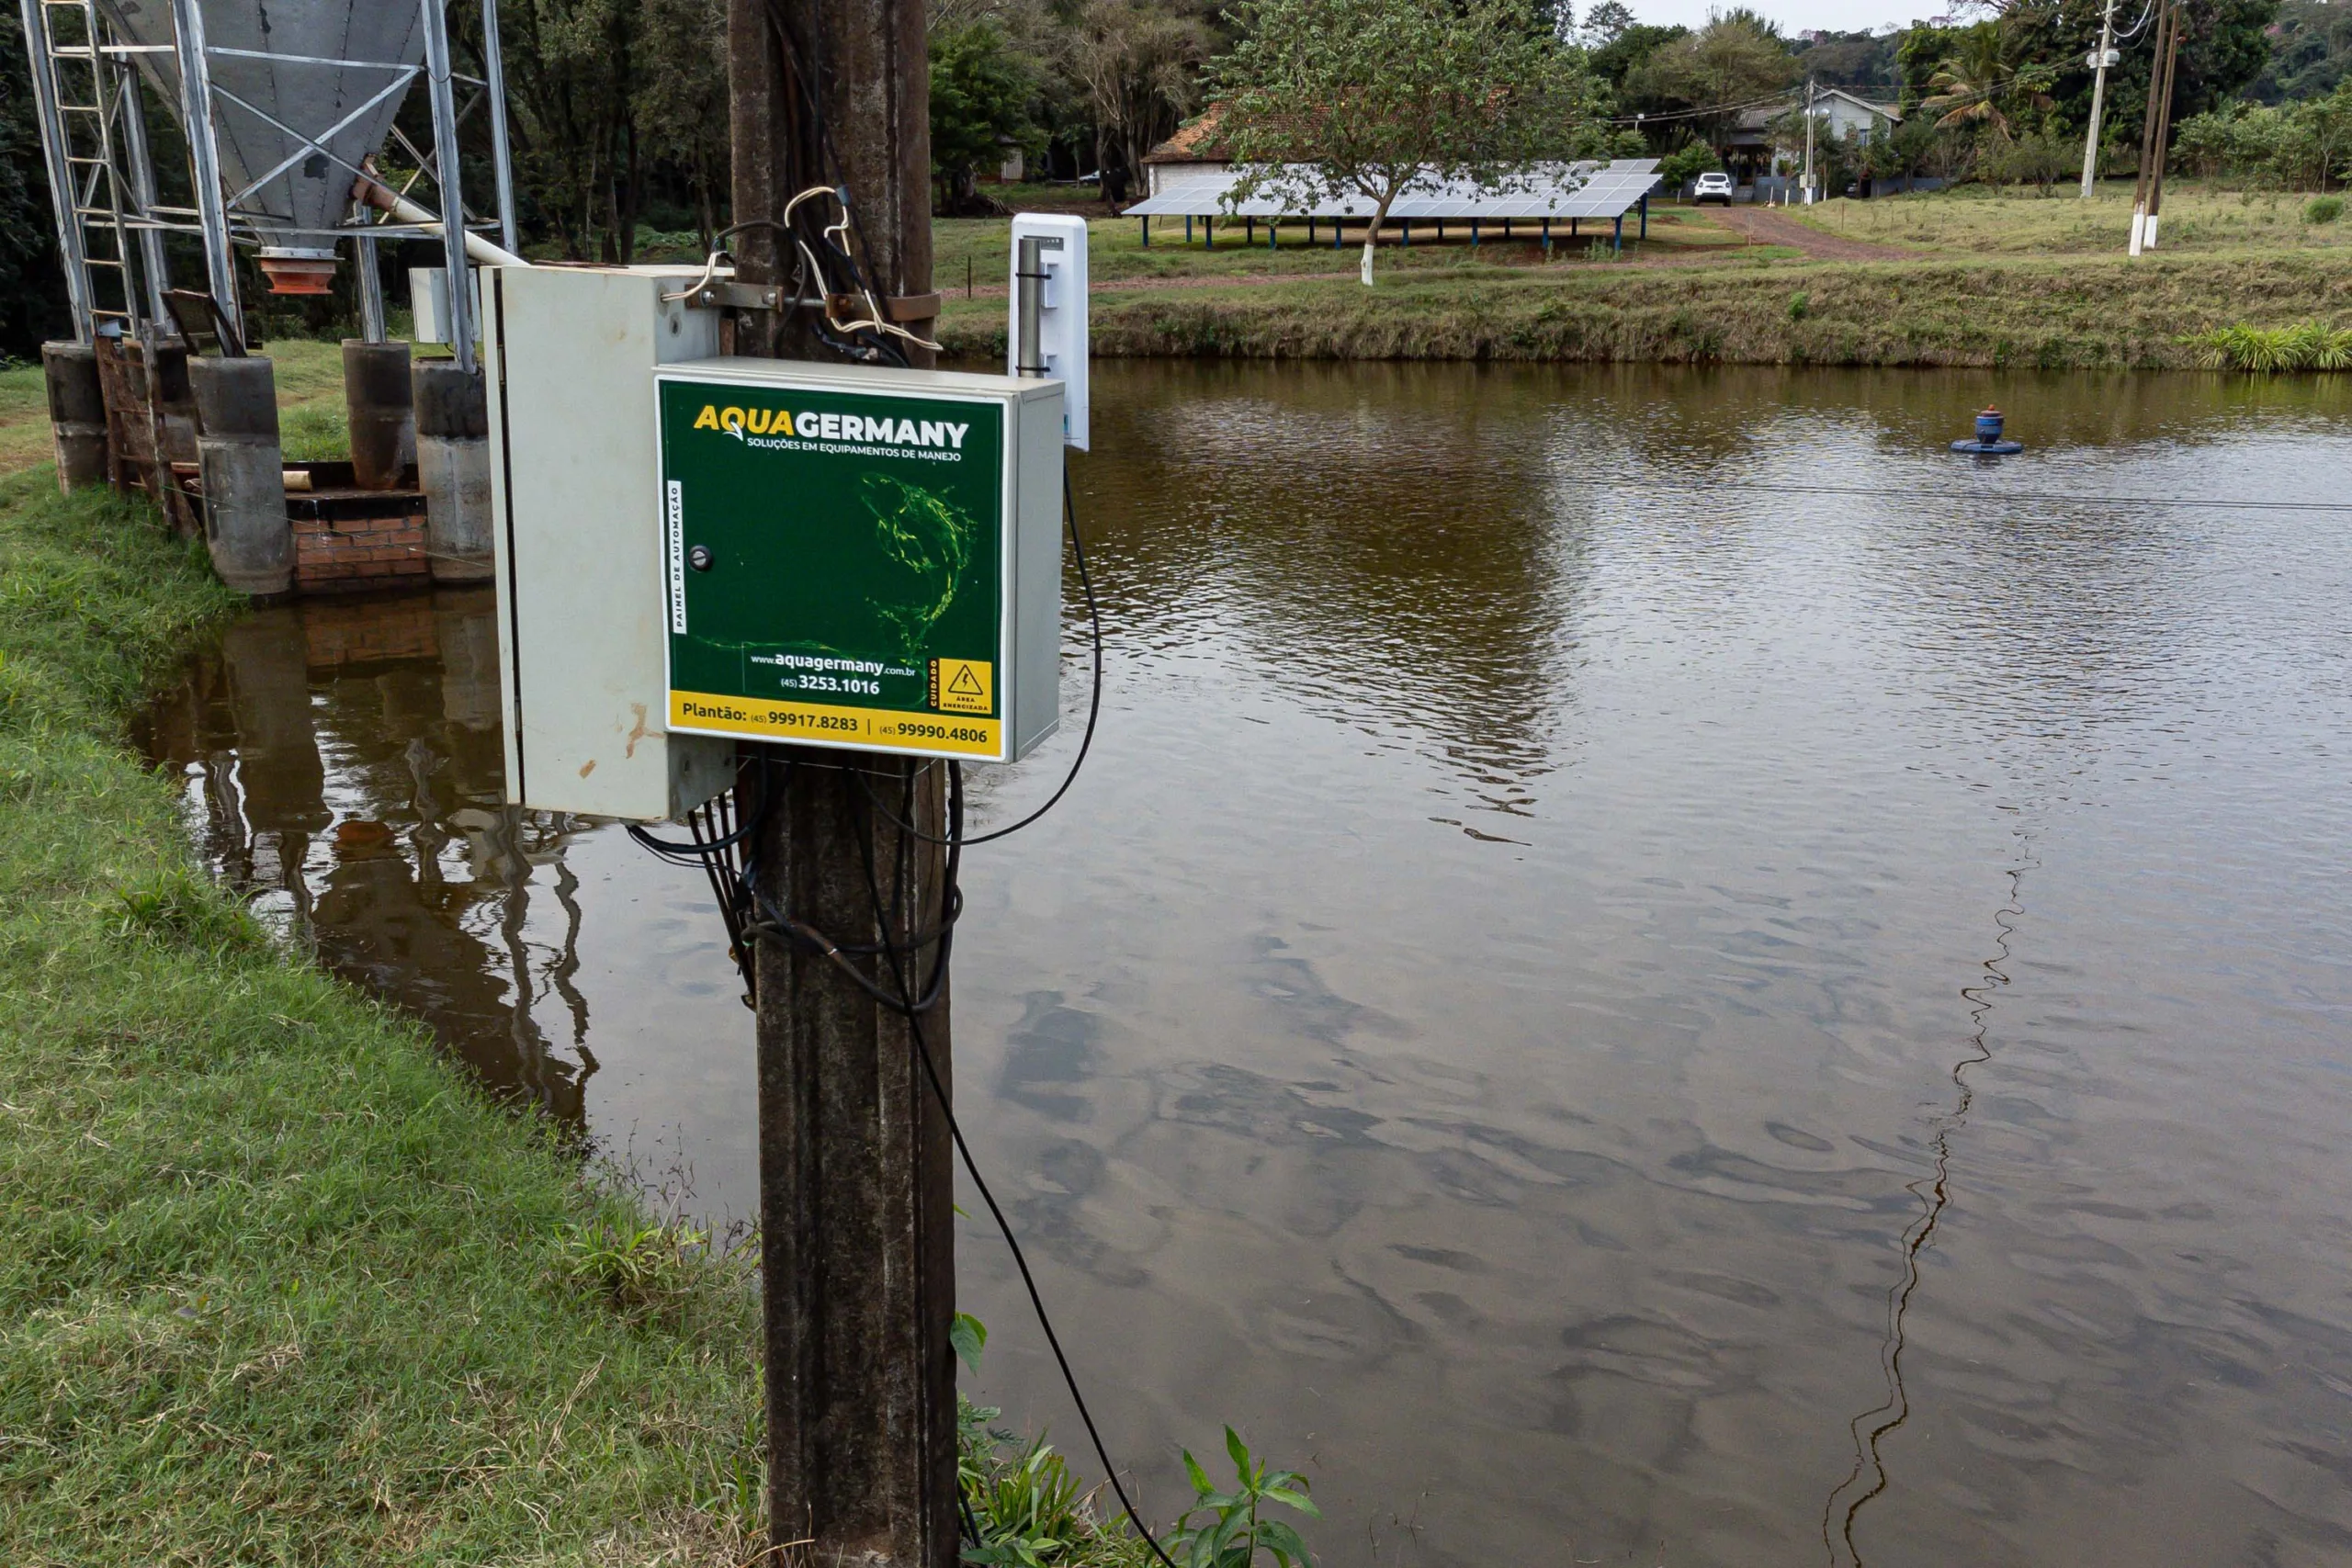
725,4 -> 957,1566
2130,0 -> 2181,254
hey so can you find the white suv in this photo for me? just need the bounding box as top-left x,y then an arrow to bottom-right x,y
1692,172 -> 1735,205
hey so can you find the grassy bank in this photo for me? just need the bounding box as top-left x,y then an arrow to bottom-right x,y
1796,180 -> 2352,257
0,473 -> 764,1564
935,248 -> 2352,367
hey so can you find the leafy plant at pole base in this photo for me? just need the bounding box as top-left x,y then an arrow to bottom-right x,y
1169,1427 -> 1321,1568
951,1318 -> 1314,1568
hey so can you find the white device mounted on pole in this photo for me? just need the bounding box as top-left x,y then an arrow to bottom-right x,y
1008,214 -> 1089,450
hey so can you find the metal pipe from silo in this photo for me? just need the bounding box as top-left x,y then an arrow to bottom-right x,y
413,357 -> 492,581
41,341 -> 109,491
343,339 -> 414,490
189,355 -> 292,598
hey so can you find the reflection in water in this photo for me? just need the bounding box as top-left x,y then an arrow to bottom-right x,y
1824,837 -> 2030,1567
143,363 -> 2352,1568
141,588 -> 597,1129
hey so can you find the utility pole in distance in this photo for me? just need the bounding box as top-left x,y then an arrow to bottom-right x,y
2130,0 -> 2180,254
1803,76 -> 1816,205
725,3 -> 958,1565
2079,0 -> 2120,197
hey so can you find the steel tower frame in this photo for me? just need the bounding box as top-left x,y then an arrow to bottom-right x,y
17,0 -> 518,356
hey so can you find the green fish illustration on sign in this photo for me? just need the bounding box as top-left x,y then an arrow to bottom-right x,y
859,472 -> 978,660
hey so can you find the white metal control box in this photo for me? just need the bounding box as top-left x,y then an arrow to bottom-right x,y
483,264 -> 736,820
1006,214 -> 1089,450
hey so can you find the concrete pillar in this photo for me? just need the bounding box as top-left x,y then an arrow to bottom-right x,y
344,339 -> 415,491
41,342 -> 109,492
190,356 -> 292,598
413,358 -> 492,581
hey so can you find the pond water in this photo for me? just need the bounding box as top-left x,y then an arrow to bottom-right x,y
141,362 -> 2352,1568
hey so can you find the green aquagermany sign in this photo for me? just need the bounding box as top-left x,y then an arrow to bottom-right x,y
656,369 -> 1017,761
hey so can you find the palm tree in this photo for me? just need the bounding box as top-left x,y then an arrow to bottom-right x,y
1921,21 -> 2053,141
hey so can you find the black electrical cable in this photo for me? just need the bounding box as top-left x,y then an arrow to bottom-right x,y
837,768 -> 1184,1568
753,0 -> 918,371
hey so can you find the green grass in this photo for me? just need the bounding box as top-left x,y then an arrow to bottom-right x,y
1796,178 -> 2352,256
937,248 -> 2352,367
0,473 -> 767,1565
932,205 -> 1736,297
0,338 -> 351,480
277,400 -> 351,462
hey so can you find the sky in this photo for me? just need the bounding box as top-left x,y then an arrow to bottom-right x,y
1604,0 -> 1928,37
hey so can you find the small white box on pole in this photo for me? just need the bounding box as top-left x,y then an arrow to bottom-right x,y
1006,213 -> 1088,451
410,265 -> 481,344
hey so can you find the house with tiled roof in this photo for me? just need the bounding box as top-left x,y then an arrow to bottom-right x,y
1142,108 -> 1232,195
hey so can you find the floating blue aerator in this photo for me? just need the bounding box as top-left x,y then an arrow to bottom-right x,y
1952,405 -> 2023,455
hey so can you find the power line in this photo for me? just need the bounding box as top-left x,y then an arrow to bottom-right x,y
1552,476 -> 2352,513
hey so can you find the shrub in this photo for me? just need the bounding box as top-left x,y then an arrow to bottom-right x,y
557,1206 -> 720,1325
2306,195 -> 2343,224
112,866 -> 266,953
2190,321 -> 2352,370
1788,291 -> 1811,321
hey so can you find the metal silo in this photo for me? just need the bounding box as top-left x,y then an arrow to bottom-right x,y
19,0 -> 519,355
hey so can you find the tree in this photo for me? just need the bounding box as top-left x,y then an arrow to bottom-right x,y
1580,0 -> 1635,50
931,19 -> 1046,208
1590,20 -> 1690,110
1209,0 -> 1600,284
0,8 -> 69,356
2249,0 -> 2352,103
1068,0 -> 1216,203
1656,139 -> 1722,191
1917,20 -> 2054,140
1626,8 -> 1798,141
1792,28 -> 1901,95
499,0 -> 647,261
631,0 -> 728,245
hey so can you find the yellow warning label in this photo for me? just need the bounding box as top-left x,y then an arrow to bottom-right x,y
930,658 -> 994,715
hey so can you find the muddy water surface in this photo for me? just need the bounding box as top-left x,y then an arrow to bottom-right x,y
143,362 -> 2352,1568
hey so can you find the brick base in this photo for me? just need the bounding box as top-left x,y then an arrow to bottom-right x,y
293,511 -> 431,592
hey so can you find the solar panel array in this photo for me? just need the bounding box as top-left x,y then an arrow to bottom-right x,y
1124,160 -> 1661,221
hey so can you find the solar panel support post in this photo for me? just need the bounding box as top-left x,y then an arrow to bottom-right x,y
1204,215 -> 1213,248
1470,220 -> 1479,247
1141,216 -> 1149,247
1268,219 -> 1276,250
1184,214 -> 1192,243
1640,195 -> 1649,240
1541,218 -> 1550,252
1245,217 -> 1253,243
1401,220 -> 1410,247
1332,220 -> 1341,250
1612,213 -> 1623,253
1570,218 -> 1578,239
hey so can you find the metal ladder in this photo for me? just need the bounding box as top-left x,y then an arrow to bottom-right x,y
23,0 -> 156,340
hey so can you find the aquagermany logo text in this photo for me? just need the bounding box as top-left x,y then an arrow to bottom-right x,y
690,402 -> 971,451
